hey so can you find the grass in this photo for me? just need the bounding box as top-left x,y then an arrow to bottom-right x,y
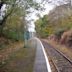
0,47 -> 36,72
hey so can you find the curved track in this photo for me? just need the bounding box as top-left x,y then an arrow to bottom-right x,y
48,55 -> 59,72
42,41 -> 72,72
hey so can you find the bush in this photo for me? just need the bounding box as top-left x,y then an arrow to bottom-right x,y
54,29 -> 66,40
3,29 -> 24,41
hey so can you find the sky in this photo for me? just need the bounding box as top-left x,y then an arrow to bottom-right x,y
0,0 -> 69,32
0,1 -> 54,32
0,4 -> 6,20
26,1 -> 55,32
27,0 -> 70,32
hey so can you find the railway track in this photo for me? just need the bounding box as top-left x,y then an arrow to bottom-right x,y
48,55 -> 59,72
42,41 -> 72,72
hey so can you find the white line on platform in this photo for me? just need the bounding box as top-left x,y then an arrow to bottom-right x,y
36,38 -> 52,72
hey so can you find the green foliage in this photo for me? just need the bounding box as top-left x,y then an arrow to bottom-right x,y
35,15 -> 53,38
54,29 -> 66,40
35,12 -> 72,38
0,0 -> 40,41
1,4 -> 24,40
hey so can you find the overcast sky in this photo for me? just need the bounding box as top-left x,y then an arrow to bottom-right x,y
27,0 -> 70,32
26,1 -> 55,32
0,0 -> 69,32
0,1 -> 53,32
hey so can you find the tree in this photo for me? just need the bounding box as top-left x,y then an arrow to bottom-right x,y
35,15 -> 52,38
35,1 -> 72,38
0,0 -> 17,35
0,0 -> 42,42
0,0 -> 40,36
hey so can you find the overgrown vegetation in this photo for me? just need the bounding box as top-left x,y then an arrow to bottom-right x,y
35,3 -> 72,38
0,0 -> 40,41
35,15 -> 53,38
0,47 -> 36,72
0,0 -> 24,40
35,3 -> 72,47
